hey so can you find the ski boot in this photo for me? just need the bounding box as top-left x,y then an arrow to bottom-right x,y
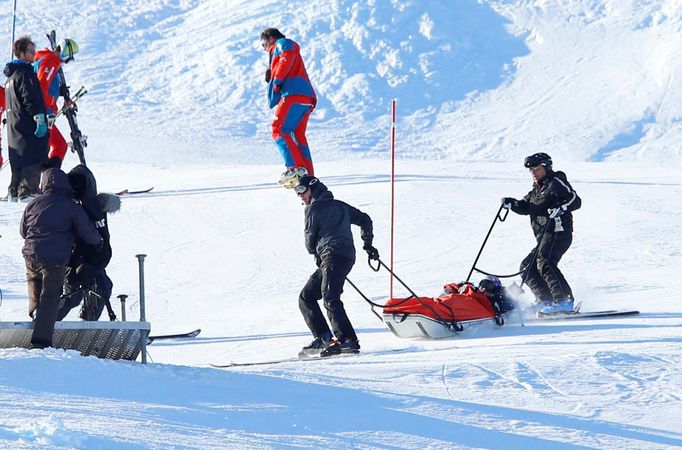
537,298 -> 576,315
278,166 -> 308,189
299,331 -> 333,357
320,338 -> 361,357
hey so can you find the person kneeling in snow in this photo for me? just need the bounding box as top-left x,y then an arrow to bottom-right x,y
57,165 -> 120,321
501,152 -> 581,314
20,168 -> 102,349
294,175 -> 378,357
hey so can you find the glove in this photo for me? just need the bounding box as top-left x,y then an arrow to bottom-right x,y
314,254 -> 321,267
46,113 -> 56,129
265,68 -> 271,83
548,204 -> 568,218
33,114 -> 48,138
76,263 -> 98,288
363,243 -> 380,261
501,197 -> 517,209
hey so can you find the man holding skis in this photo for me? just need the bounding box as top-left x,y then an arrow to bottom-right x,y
33,38 -> 79,168
294,175 -> 379,357
502,152 -> 581,314
4,36 -> 49,201
261,28 -> 316,187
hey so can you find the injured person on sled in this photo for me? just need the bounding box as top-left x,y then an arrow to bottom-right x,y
382,275 -> 517,339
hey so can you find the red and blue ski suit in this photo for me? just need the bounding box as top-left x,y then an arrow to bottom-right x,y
33,49 -> 68,163
266,38 -> 316,175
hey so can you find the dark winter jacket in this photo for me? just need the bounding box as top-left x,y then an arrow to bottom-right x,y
67,165 -> 120,272
511,170 -> 581,238
20,168 -> 102,265
3,60 -> 48,163
304,182 -> 373,262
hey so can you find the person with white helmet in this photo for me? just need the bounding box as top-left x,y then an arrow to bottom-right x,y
294,175 -> 378,357
33,37 -> 79,168
501,153 -> 581,314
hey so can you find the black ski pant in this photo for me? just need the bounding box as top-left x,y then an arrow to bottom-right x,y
521,231 -> 574,302
299,254 -> 357,342
57,268 -> 113,321
8,148 -> 44,198
26,259 -> 67,348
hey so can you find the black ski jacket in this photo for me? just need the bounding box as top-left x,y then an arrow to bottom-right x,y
511,170 -> 581,238
304,183 -> 373,262
3,60 -> 48,163
67,165 -> 120,272
20,168 -> 102,265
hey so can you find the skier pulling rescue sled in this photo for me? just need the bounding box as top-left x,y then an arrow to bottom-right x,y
501,153 -> 581,315
294,175 -> 379,357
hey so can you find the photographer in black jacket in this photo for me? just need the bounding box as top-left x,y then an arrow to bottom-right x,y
294,175 -> 378,357
502,153 -> 581,314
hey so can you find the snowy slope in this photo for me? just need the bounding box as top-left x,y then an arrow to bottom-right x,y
3,0 -> 681,163
1,0 -> 681,448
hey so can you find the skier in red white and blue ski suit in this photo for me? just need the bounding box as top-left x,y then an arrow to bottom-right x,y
261,28 -> 316,177
33,39 -> 78,168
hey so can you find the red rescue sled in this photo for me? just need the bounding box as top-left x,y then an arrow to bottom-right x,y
383,283 -> 502,339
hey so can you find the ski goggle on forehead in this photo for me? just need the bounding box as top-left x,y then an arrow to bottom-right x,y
294,185 -> 309,194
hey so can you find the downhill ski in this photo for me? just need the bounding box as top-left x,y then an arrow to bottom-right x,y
211,348 -> 409,368
535,310 -> 639,320
147,328 -> 201,344
116,187 -> 155,196
46,30 -> 87,166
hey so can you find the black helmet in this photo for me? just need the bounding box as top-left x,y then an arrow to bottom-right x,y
478,276 -> 502,295
524,152 -> 552,169
294,175 -> 319,194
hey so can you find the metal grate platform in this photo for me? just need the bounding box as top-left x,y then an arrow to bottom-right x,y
0,321 -> 151,361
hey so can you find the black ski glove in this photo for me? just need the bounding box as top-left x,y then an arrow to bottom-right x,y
501,197 -> 518,209
363,243 -> 380,261
265,68 -> 271,83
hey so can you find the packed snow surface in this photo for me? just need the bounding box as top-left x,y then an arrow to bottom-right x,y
1,0 -> 681,448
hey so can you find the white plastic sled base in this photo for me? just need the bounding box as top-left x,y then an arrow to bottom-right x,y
382,313 -> 494,339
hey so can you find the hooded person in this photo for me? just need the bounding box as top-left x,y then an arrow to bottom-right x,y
57,164 -> 120,321
20,167 -> 102,348
294,175 -> 379,357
